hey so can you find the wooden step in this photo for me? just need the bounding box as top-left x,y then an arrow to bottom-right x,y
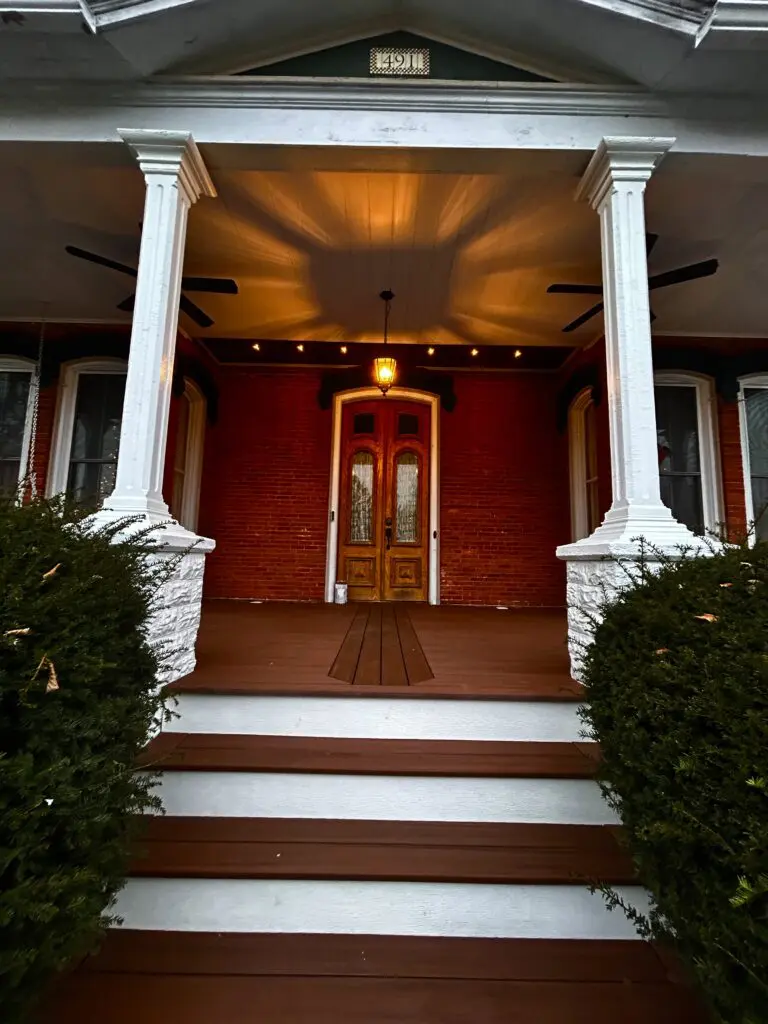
140,733 -> 599,777
37,933 -> 711,1024
130,817 -> 633,884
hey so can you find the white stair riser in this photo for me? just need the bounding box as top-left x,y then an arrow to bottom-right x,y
115,878 -> 647,940
168,694 -> 585,742
149,771 -> 617,825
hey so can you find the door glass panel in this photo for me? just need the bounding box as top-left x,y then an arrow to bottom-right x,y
353,413 -> 375,435
745,387 -> 768,539
655,385 -> 704,534
0,370 -> 32,494
398,413 -> 419,436
395,452 -> 419,543
350,451 -> 374,543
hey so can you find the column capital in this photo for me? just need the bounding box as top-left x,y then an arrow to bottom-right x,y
117,128 -> 217,204
576,136 -> 676,209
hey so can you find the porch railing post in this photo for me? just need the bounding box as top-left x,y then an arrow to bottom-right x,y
557,137 -> 700,678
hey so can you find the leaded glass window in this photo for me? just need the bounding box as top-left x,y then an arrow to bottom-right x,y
66,373 -> 125,508
0,368 -> 32,495
350,451 -> 374,543
395,451 -> 419,543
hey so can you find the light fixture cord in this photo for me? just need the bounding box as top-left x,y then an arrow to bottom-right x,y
383,295 -> 390,347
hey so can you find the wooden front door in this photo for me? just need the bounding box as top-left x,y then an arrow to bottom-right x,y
338,398 -> 430,602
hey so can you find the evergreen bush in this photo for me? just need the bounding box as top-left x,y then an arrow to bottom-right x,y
0,498 -> 168,1022
581,542 -> 768,1023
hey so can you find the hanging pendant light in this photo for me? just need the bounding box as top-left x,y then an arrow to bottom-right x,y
373,289 -> 397,395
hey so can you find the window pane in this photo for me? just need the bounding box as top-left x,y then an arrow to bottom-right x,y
353,413 -> 375,435
171,392 -> 191,520
655,386 -> 701,474
70,374 -> 125,462
584,401 -> 598,479
744,388 -> 768,537
655,385 -> 704,532
660,474 -> 704,535
0,370 -> 31,462
0,460 -> 21,495
66,461 -> 117,507
396,452 -> 419,543
398,413 -> 419,436
350,451 -> 374,543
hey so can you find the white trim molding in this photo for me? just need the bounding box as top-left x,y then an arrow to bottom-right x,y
654,370 -> 723,535
325,387 -> 440,606
737,372 -> 768,540
697,1 -> 768,48
46,357 -> 128,498
170,376 -> 206,534
0,355 -> 37,491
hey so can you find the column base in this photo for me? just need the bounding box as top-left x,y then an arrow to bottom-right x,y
557,507 -> 712,680
88,508 -> 215,685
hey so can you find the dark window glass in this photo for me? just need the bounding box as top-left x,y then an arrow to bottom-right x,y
0,369 -> 32,495
67,373 -> 125,508
398,413 -> 419,436
353,412 -> 375,435
655,384 -> 704,534
744,387 -> 768,540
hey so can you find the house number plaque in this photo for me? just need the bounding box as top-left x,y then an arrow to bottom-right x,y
369,47 -> 430,76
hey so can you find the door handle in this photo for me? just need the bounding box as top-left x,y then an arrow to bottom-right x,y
385,517 -> 392,550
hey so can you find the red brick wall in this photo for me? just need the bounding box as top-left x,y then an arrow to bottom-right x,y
439,373 -> 569,607
198,368 -> 333,601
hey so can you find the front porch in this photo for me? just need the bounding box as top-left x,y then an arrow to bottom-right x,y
179,601 -> 580,699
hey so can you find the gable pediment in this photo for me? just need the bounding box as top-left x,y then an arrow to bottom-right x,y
236,31 -> 555,83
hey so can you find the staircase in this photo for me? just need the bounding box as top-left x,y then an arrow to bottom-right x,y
41,687 -> 710,1023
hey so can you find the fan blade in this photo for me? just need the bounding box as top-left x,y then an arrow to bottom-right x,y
65,245 -> 138,278
646,232 -> 659,256
547,283 -> 603,295
116,294 -> 135,313
181,276 -> 238,295
179,292 -> 214,328
562,301 -> 604,333
649,259 -> 719,291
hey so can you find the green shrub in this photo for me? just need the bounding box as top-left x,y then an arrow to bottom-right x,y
0,498 -> 168,1022
581,542 -> 768,1023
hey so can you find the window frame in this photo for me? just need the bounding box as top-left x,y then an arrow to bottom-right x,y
737,372 -> 768,543
0,356 -> 36,492
568,387 -> 600,542
170,377 -> 206,533
654,370 -> 723,536
47,357 -> 128,499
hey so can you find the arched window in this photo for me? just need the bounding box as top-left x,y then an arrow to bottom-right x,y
170,378 -> 206,533
0,356 -> 36,496
738,374 -> 768,541
568,387 -> 600,541
48,358 -> 128,508
654,371 -> 722,535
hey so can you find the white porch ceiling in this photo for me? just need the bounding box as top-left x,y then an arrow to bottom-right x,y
1,143 -> 767,347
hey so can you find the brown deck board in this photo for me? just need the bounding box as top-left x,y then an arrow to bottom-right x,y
328,604 -> 368,683
138,735 -> 600,778
355,603 -> 382,685
175,601 -> 581,699
380,604 -> 408,686
38,935 -> 711,1024
396,603 -> 434,683
130,818 -> 634,884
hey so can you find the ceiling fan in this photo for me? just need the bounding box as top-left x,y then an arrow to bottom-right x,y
547,233 -> 719,333
64,233 -> 238,329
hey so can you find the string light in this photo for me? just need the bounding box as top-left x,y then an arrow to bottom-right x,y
297,344 -> 304,353
514,349 -> 522,359
252,343 -> 260,351
427,347 -> 435,356
340,345 -> 348,354
471,348 -> 479,357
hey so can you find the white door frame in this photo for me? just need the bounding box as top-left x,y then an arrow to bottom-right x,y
325,387 -> 440,605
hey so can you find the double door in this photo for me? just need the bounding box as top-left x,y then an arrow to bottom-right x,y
337,399 -> 430,602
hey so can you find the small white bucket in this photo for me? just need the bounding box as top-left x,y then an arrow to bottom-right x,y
334,582 -> 348,605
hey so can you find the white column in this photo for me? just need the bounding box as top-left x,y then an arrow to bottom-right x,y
557,137 -> 700,677
102,128 -> 216,521
93,129 -> 217,685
